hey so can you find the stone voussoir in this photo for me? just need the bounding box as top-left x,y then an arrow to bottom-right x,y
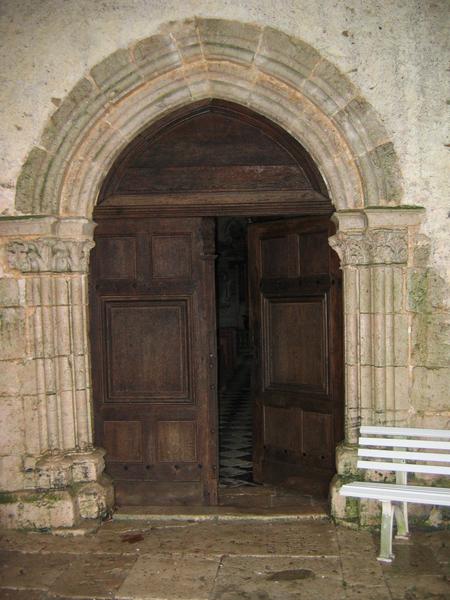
255,26 -> 322,90
165,18 -> 203,64
332,104 -> 378,165
309,59 -> 358,110
19,79 -> 112,215
368,142 -> 403,204
48,77 -> 96,135
132,33 -> 183,79
40,78 -> 110,152
197,18 -> 262,65
90,48 -> 141,96
355,150 -> 383,206
15,147 -> 49,214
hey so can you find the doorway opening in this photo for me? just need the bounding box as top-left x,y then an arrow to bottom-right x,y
90,99 -> 343,509
216,217 -> 253,489
215,215 -> 341,508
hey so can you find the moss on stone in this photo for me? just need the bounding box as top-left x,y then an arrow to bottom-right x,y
22,491 -> 60,506
67,482 -> 85,495
344,497 -> 360,520
0,492 -> 17,504
408,270 -> 429,313
408,268 -> 448,314
408,514 -> 450,531
336,470 -> 365,485
364,205 -> 424,210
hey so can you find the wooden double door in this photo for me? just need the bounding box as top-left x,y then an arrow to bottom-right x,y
90,215 -> 342,505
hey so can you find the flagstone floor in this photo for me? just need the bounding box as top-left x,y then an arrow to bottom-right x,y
219,359 -> 254,488
0,517 -> 449,599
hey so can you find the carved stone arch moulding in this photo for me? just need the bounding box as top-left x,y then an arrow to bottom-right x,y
14,18 -> 403,218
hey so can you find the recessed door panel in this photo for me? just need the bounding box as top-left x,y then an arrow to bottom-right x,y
103,421 -> 143,463
106,300 -> 190,400
151,234 -> 192,279
299,232 -> 329,275
264,406 -> 301,452
265,297 -> 326,391
261,234 -> 300,279
157,421 -> 197,462
95,236 -> 137,280
302,411 -> 333,468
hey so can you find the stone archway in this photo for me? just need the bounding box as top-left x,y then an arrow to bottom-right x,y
1,19 -> 424,528
16,18 -> 402,216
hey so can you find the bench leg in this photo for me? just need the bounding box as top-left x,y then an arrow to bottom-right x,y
394,501 -> 410,539
378,500 -> 395,563
394,470 -> 410,539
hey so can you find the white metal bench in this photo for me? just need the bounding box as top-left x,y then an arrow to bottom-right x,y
339,426 -> 450,562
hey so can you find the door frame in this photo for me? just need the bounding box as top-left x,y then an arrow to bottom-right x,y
92,205 -> 344,502
91,99 -> 343,504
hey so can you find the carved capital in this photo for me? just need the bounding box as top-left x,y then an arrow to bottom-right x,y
329,229 -> 408,266
329,232 -> 368,265
367,229 -> 408,264
7,238 -> 95,273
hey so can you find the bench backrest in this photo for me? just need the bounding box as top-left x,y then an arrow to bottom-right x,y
357,426 -> 450,477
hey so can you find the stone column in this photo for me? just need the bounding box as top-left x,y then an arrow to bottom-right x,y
328,207 -> 424,523
0,217 -> 113,529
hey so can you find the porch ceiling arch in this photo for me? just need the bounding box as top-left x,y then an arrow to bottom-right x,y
15,18 -> 402,217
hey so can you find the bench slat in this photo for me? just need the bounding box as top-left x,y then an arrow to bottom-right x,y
360,426 -> 450,439
357,460 -> 450,475
340,482 -> 450,505
358,448 -> 450,463
359,437 -> 450,450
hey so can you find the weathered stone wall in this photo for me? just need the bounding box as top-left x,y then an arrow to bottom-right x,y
0,1 -> 448,527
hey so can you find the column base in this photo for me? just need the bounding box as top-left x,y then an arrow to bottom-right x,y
0,449 -> 114,529
331,442 -> 396,526
331,442 -> 388,526
0,476 -> 114,529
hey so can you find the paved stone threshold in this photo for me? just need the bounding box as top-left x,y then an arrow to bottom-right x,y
114,502 -> 328,523
0,519 -> 449,599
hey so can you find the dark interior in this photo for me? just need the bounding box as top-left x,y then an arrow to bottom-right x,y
216,217 -> 253,488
